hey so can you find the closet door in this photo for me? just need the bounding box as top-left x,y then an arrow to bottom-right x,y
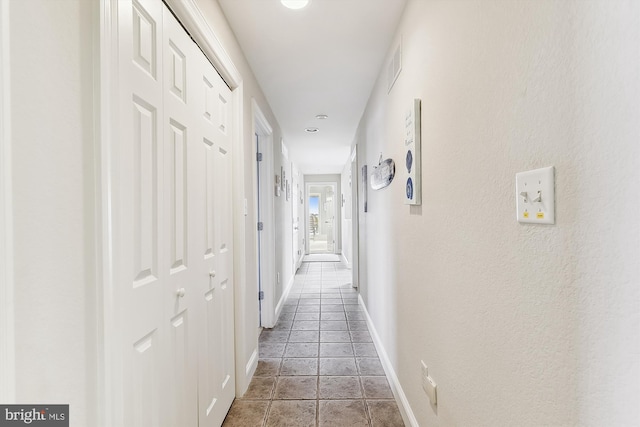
119,0 -> 167,425
117,1 -> 235,425
195,43 -> 236,427
162,6 -> 199,426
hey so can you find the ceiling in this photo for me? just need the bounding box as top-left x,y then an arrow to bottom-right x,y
217,0 -> 407,174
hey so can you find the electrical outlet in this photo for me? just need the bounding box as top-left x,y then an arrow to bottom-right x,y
516,166 -> 555,224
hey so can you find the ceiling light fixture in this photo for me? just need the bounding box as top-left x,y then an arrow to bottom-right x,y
305,127 -> 319,133
281,0 -> 311,10
315,114 -> 328,120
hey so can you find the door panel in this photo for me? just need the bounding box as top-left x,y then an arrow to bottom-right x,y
163,8 -> 198,426
120,0 -> 165,424
196,43 -> 235,427
132,330 -> 160,427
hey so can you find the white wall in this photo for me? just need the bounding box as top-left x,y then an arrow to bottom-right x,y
273,144 -> 297,309
9,1 -> 96,425
357,1 -> 640,425
0,0 -> 15,403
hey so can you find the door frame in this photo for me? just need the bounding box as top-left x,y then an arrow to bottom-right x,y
96,1 -> 245,424
350,146 -> 359,289
252,99 -> 276,328
291,164 -> 303,271
0,0 -> 15,403
305,181 -> 338,255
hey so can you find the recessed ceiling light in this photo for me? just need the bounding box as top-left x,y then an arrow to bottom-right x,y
281,0 -> 311,10
315,114 -> 328,120
305,127 -> 319,133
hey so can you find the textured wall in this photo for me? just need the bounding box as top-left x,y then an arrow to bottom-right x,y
357,1 -> 640,425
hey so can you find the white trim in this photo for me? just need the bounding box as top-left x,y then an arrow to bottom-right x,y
0,0 -> 15,403
244,348 -> 258,377
253,98 -> 273,134
163,0 -> 241,88
232,84 -> 254,397
350,145 -> 359,289
359,294 -> 419,427
252,99 -> 276,328
96,1 -> 123,426
274,275 -> 295,321
341,252 -> 351,268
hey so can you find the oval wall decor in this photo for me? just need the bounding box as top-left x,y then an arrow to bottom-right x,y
371,158 -> 395,190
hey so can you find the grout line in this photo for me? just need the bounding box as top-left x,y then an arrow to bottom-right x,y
249,261 -> 400,427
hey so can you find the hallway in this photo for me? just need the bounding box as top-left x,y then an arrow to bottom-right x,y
222,261 -> 404,427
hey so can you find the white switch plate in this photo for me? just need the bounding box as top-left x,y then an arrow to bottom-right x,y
425,375 -> 437,405
421,361 -> 428,392
421,360 -> 437,405
516,166 -> 555,224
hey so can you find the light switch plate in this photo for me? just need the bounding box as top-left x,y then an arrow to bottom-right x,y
516,166 -> 555,224
425,375 -> 437,405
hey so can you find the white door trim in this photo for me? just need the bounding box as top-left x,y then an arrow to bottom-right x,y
97,0 -> 245,423
231,85 -> 254,397
350,146 -> 359,289
96,1 -> 124,425
164,0 -> 241,89
0,0 -> 15,403
252,99 -> 276,328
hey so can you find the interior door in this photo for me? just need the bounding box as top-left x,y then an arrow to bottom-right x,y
119,0 -> 166,424
162,7 -> 198,426
256,134 -> 263,324
325,188 -> 335,253
118,2 -> 235,425
195,37 -> 236,427
291,165 -> 301,270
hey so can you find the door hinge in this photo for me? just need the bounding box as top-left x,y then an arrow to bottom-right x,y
257,222 -> 264,231
257,152 -> 263,162
258,291 -> 264,300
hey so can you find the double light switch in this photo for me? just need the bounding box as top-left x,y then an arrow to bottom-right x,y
516,166 -> 555,224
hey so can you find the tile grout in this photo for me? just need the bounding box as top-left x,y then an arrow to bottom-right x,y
224,261 -> 403,427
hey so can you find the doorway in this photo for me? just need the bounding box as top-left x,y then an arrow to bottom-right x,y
253,101 -> 276,328
306,183 -> 337,254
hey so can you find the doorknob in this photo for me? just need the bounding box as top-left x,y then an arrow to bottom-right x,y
209,270 -> 216,278
176,288 -> 186,298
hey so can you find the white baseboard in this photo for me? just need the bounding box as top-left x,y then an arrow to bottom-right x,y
237,347 -> 258,397
341,252 -> 351,268
358,294 -> 419,427
274,275 -> 295,321
245,348 -> 258,377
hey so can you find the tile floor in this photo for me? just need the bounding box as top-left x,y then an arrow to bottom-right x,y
222,261 -> 405,427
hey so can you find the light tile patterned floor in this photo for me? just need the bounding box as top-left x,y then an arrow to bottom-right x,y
222,261 -> 405,427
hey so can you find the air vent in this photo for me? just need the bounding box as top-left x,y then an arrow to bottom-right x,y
388,39 -> 402,93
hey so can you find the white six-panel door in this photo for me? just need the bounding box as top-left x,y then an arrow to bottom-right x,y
118,0 -> 235,425
195,25 -> 235,427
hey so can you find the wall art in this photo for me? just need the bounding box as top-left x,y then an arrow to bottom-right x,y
404,98 -> 421,205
